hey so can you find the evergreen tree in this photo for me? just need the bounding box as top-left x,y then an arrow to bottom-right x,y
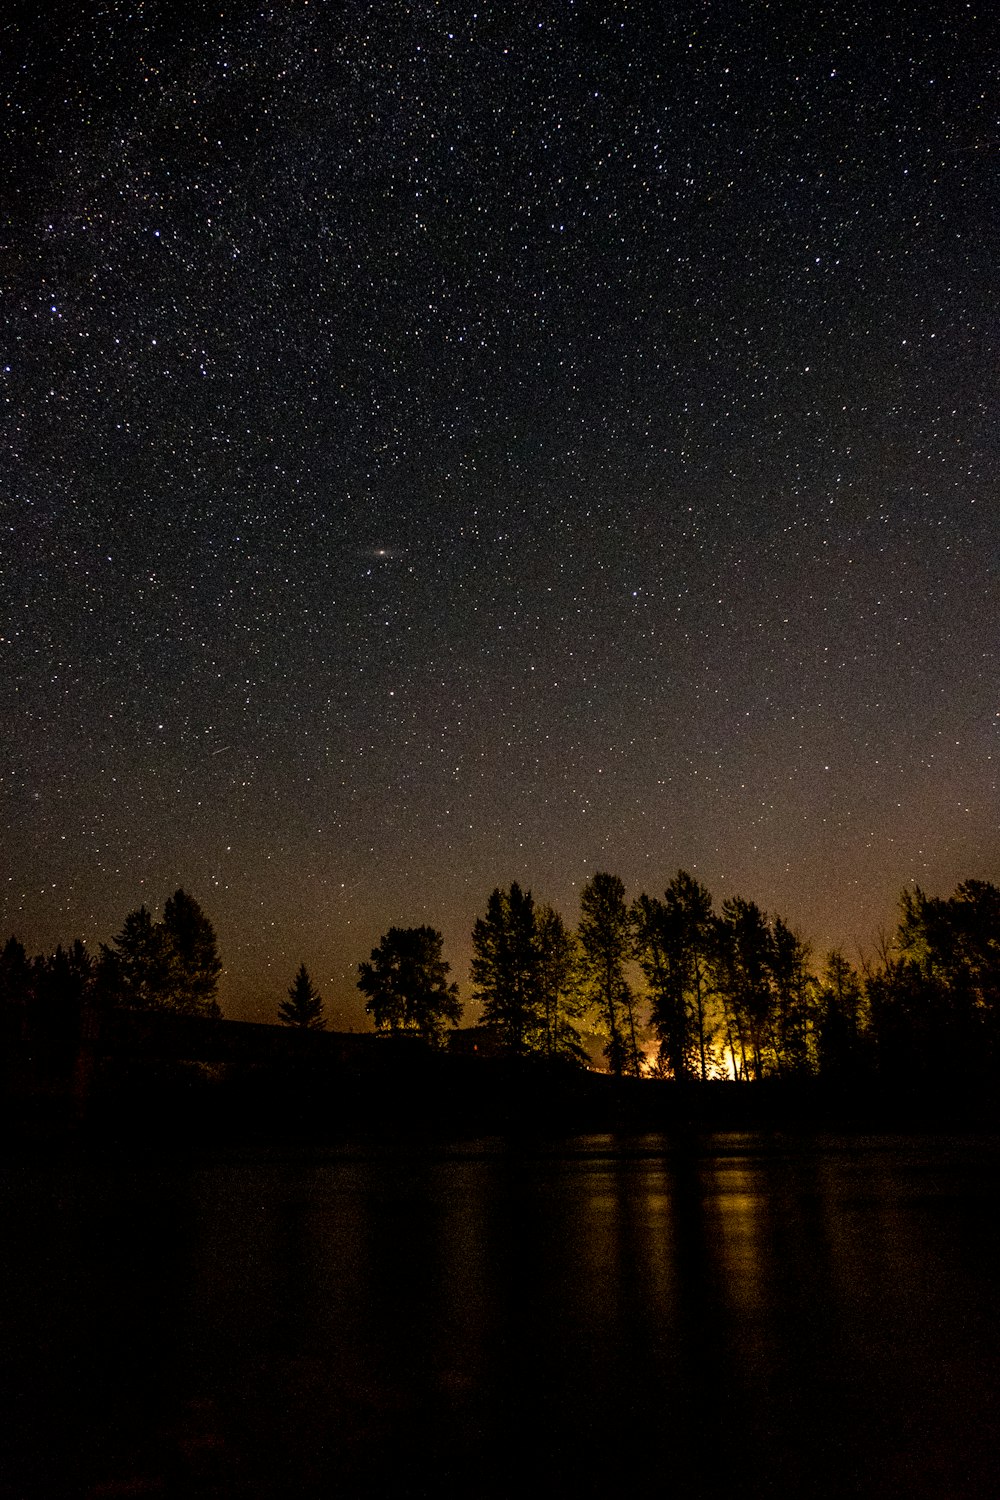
358,926 -> 461,1044
578,872 -> 640,1076
99,905 -> 175,1010
98,891 -> 221,1016
0,936 -> 33,1065
279,963 -> 326,1029
0,936 -> 32,1012
535,904 -> 587,1062
816,950 -> 867,1078
2,937 -> 96,1087
30,941 -> 95,1071
163,889 -> 223,1016
0,936 -> 31,995
471,884 -> 541,1054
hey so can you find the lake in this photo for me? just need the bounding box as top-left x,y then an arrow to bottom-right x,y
2,1133 -> 999,1497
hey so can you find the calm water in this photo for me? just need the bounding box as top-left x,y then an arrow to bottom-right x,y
2,1134 -> 999,1498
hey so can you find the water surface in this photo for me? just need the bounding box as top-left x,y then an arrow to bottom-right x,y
2,1133 -> 998,1497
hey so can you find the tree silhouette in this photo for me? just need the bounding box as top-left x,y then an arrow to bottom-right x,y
816,950 -> 868,1079
98,891 -> 221,1016
358,926 -> 461,1044
634,871 -> 715,1080
471,884 -> 541,1055
869,879 -> 1000,1083
899,881 -> 1000,1016
714,898 -> 775,1079
578,872 -> 641,1076
163,889 -> 223,1016
0,935 -> 31,1011
768,917 -> 813,1076
536,904 -> 588,1061
632,893 -> 673,1069
33,941 -> 94,1049
279,963 -> 326,1029
99,905 -> 175,1010
470,890 -> 587,1061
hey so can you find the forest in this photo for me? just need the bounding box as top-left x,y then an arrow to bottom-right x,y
3,872 -> 1000,1111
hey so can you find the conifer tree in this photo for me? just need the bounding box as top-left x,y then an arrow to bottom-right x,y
471,884 -> 541,1054
279,963 -> 326,1030
100,905 -> 175,1010
98,891 -> 221,1016
0,935 -> 32,1012
163,889 -> 223,1016
578,872 -> 641,1076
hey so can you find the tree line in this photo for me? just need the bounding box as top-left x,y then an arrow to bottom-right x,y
1,890 -> 223,1079
355,871 -> 1000,1089
2,875 -> 999,1090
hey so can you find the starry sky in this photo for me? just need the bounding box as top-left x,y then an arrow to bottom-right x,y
3,1 -> 998,1025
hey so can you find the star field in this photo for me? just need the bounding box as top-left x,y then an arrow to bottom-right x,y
3,1 -> 998,1022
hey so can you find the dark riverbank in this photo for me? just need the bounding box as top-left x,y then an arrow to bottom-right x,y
6,1008 -> 999,1147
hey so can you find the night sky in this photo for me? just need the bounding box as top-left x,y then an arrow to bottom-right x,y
3,1 -> 998,1025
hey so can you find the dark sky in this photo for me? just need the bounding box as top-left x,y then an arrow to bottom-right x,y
3,1 -> 998,1025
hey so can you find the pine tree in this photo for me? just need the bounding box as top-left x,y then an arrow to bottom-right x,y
0,936 -> 33,1058
279,963 -> 326,1029
98,891 -> 221,1016
578,872 -> 641,1076
163,889 -> 222,1016
99,905 -> 175,1010
471,884 -> 541,1054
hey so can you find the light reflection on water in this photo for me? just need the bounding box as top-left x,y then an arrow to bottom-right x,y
2,1134 -> 999,1497
706,1162 -> 766,1312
